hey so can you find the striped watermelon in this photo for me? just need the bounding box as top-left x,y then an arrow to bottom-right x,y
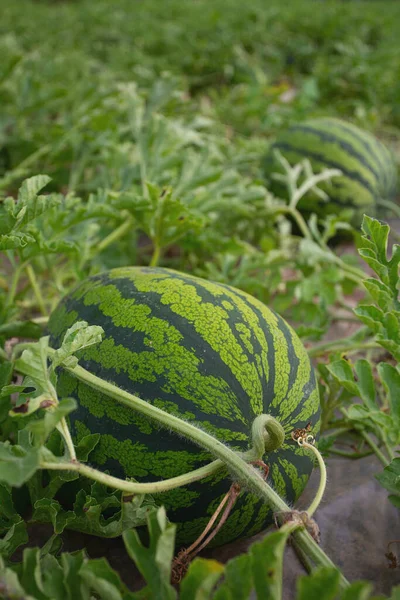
263,117 -> 397,223
48,267 -> 320,547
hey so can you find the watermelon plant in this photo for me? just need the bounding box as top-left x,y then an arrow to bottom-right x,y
263,117 -> 398,224
46,266 -> 320,546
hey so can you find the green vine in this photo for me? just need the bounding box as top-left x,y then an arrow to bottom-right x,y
44,354 -> 348,590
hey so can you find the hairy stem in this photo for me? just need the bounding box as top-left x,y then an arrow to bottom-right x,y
292,542 -> 314,574
301,441 -> 327,517
150,241 -> 161,267
328,448 -> 374,459
57,418 -> 77,461
97,216 -> 134,254
26,264 -> 47,316
41,443 -> 275,496
5,263 -> 25,313
40,457 -> 223,494
289,207 -> 312,240
308,339 -> 380,358
360,431 -> 390,467
290,169 -> 342,210
274,206 -> 311,240
384,441 -> 395,462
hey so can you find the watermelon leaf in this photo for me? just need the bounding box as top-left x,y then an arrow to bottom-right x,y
326,359 -> 361,398
0,482 -> 28,559
132,182 -> 205,260
336,580 -> 373,600
32,498 -> 75,535
27,398 -> 77,447
75,433 -> 101,462
0,175 -> 53,233
326,357 -> 399,449
0,518 -> 28,560
0,361 -> 13,426
0,436 -> 40,487
354,360 -> 377,411
51,321 -> 104,371
0,320 -> 42,340
79,557 -> 131,600
31,479 -> 156,539
179,558 -> 224,600
14,336 -> 57,401
359,217 -> 400,303
250,528 -> 293,600
123,507 -> 177,600
375,458 -> 400,508
297,567 -> 341,600
377,364 -> 400,428
212,553 -> 253,600
355,217 -> 400,361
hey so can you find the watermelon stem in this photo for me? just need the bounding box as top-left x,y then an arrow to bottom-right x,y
96,215 -> 134,255
150,242 -> 161,267
308,339 -> 380,358
61,363 -> 288,507
289,169 -> 342,211
56,360 -> 349,589
274,206 -> 311,240
296,437 -> 327,518
276,205 -> 365,286
5,260 -> 26,315
39,455 -> 223,494
57,418 -> 77,461
25,264 -> 47,317
251,413 -> 285,454
39,420 -> 287,497
359,430 -> 391,468
329,447 -> 373,459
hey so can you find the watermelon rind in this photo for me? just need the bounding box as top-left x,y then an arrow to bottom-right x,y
263,117 -> 397,224
48,266 -> 320,546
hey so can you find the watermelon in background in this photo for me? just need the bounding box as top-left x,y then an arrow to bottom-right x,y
263,117 -> 398,225
48,267 -> 320,547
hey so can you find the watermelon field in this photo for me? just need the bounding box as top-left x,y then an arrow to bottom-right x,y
1,0 -> 400,598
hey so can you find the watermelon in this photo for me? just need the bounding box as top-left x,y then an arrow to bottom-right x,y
48,267 -> 320,547
263,117 -> 397,224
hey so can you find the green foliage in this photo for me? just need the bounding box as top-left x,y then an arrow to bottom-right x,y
123,508 -> 176,600
0,1 -> 400,597
0,506 -> 396,600
375,458 -> 400,508
0,322 -> 157,544
355,216 -> 400,360
318,216 -> 400,489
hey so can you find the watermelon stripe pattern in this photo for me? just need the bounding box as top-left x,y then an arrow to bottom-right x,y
263,117 -> 397,223
48,267 -> 320,546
